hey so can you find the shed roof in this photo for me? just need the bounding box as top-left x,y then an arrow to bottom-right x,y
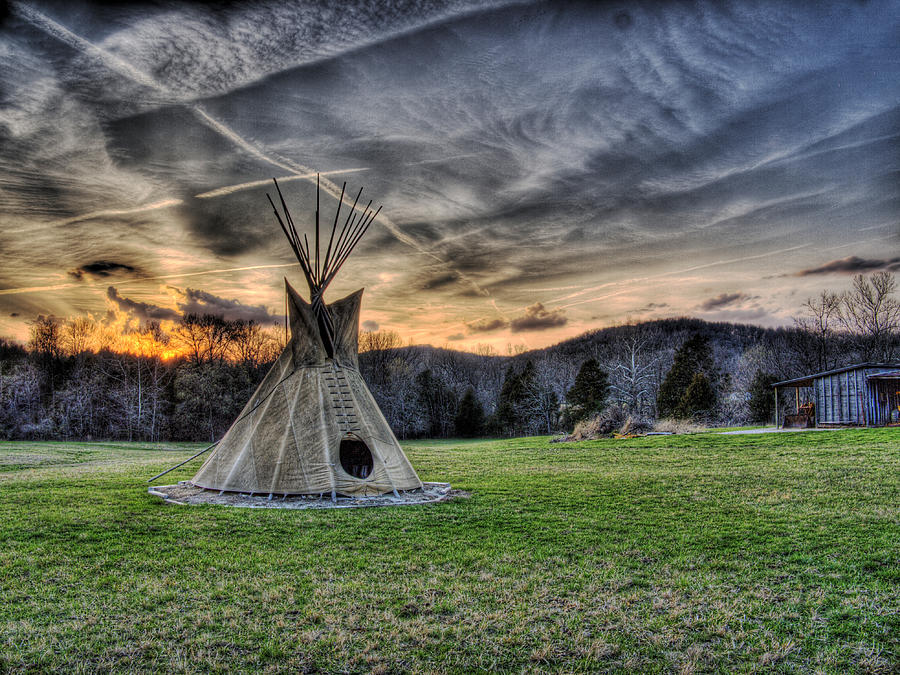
867,370 -> 900,380
772,363 -> 900,388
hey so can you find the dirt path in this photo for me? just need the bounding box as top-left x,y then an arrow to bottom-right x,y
718,427 -> 847,435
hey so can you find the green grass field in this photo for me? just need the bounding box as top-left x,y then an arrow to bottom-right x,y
1,430 -> 897,673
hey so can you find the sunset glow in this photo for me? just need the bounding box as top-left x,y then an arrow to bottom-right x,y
1,1 -> 897,350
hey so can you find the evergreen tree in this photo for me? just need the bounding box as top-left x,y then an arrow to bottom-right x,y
657,333 -> 716,418
674,371 -> 716,420
566,358 -> 610,422
748,370 -> 778,424
454,387 -> 485,437
496,365 -> 523,435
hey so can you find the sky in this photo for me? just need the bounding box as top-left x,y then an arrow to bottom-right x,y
0,0 -> 898,352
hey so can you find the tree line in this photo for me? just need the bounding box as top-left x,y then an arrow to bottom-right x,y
1,272 -> 897,442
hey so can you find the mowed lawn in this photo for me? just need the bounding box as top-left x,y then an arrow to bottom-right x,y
0,431 -> 897,673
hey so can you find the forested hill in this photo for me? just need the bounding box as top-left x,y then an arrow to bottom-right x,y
1,313 -> 895,443
538,317 -> 776,361
353,317 -> 815,434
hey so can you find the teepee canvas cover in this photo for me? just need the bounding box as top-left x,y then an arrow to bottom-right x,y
191,179 -> 422,498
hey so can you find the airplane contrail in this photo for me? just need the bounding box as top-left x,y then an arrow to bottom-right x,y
195,169 -> 371,199
14,3 -> 492,301
13,3 -> 164,92
195,154 -> 479,200
405,153 -> 479,166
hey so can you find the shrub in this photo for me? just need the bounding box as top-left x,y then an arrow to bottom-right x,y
566,405 -> 627,440
619,415 -> 653,435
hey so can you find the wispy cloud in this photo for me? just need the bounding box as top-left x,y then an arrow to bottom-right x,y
557,245 -> 813,310
12,5 -> 440,258
37,200 -> 181,231
1,0 -> 897,346
0,263 -> 299,296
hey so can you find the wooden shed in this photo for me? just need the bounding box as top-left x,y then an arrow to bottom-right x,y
773,364 -> 900,428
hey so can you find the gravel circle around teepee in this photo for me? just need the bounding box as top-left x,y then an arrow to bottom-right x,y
148,481 -> 461,509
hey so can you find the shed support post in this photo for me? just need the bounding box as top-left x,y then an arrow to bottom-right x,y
774,387 -> 779,428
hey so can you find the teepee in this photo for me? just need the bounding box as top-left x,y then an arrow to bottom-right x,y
191,178 -> 422,499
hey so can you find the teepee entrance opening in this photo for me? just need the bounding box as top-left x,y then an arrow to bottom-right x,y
340,436 -> 373,479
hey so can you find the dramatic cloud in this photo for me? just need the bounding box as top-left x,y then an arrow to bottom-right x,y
0,1 -> 897,347
509,303 -> 567,333
174,288 -> 281,324
69,260 -> 138,280
795,256 -> 900,276
361,320 -> 379,331
446,333 -> 465,341
698,293 -> 752,311
106,286 -> 281,325
467,317 -> 508,333
106,286 -> 179,323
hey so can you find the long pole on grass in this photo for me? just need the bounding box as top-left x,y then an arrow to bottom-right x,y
147,441 -> 219,483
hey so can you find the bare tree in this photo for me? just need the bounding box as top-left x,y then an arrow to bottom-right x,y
0,360 -> 45,438
171,314 -> 233,364
27,316 -> 64,405
133,323 -> 173,442
52,363 -> 104,440
28,316 -> 62,360
474,344 -> 497,357
358,330 -> 402,352
229,320 -> 277,369
610,335 -> 656,416
62,317 -> 97,356
506,343 -> 527,356
358,330 -> 403,388
518,360 -> 561,435
793,290 -> 841,371
96,323 -> 173,441
839,272 -> 900,362
375,357 -> 425,439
